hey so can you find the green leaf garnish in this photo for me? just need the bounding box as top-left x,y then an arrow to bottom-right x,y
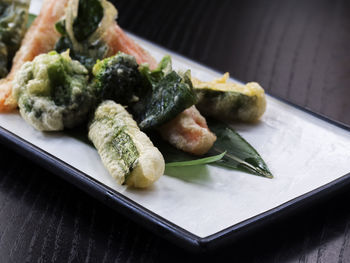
153,119 -> 272,178
207,120 -> 273,178
27,14 -> 36,28
165,151 -> 226,167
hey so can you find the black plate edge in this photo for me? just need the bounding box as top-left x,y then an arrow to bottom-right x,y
108,35 -> 350,251
198,172 -> 350,252
0,126 -> 204,252
5,14 -> 350,253
189,92 -> 350,252
0,101 -> 349,253
266,94 -> 350,132
121,34 -> 350,251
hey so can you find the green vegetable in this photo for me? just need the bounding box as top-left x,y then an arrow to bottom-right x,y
88,100 -> 165,188
91,54 -> 197,130
12,51 -> 93,131
0,42 -> 7,77
73,0 -> 104,42
165,151 -> 226,167
132,56 -> 197,130
91,52 -> 143,105
192,73 -> 266,122
207,120 -> 272,178
26,13 -> 36,28
54,0 -> 117,70
0,0 -> 30,78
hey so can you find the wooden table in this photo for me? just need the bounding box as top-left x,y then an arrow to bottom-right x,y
1,0 -> 350,261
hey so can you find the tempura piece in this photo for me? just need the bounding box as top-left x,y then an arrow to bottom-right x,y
89,100 -> 164,188
0,0 -> 69,112
91,52 -> 143,105
12,51 -> 92,131
159,106 -> 217,155
55,0 -> 157,70
192,73 -> 266,122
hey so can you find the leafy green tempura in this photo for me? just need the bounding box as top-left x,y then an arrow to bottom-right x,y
54,0 -> 117,71
91,52 -> 143,105
12,51 -> 93,131
90,54 -> 197,130
192,74 -> 266,122
73,0 -> 104,41
0,0 -> 30,78
132,56 -> 198,130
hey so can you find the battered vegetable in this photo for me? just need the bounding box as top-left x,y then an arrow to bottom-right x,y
91,52 -> 143,105
133,56 -> 197,130
192,73 -> 266,122
0,0 -> 30,78
91,54 -> 198,130
55,0 -> 117,70
12,51 -> 92,131
88,100 -> 164,188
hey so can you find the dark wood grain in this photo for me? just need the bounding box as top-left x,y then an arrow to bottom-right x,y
115,0 -> 350,127
0,0 -> 350,262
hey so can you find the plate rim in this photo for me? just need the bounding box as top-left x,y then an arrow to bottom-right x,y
0,105 -> 350,252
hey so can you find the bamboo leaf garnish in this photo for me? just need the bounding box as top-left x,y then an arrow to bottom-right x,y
211,148 -> 272,178
153,120 -> 272,179
207,119 -> 273,178
165,151 -> 226,167
27,14 -> 36,28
